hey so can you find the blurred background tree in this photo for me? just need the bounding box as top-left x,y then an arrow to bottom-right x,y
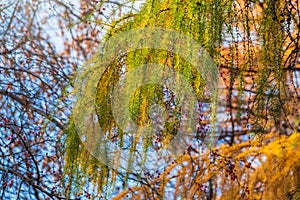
0,0 -> 136,198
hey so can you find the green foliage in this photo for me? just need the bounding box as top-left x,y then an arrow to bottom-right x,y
64,119 -> 113,198
66,0 -> 300,198
68,0 -> 229,195
93,0 -> 229,156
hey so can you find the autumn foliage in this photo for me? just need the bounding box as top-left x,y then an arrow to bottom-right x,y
1,0 -> 300,199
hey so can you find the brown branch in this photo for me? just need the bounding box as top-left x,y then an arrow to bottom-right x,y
0,89 -> 65,130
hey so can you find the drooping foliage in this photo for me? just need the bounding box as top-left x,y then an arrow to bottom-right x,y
67,0 -> 300,199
